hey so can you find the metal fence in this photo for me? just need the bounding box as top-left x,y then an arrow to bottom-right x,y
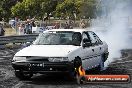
0,34 -> 38,45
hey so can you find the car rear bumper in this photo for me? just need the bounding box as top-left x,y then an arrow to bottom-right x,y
12,61 -> 74,74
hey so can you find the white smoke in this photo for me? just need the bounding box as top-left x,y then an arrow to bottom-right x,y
90,0 -> 132,67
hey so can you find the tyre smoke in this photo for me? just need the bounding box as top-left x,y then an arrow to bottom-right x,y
90,0 -> 132,67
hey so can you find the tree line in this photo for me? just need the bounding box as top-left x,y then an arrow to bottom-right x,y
0,0 -> 99,21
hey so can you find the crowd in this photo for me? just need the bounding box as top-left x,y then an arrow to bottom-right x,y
0,18 -> 87,36
17,19 -> 87,35
17,19 -> 36,35
64,19 -> 86,29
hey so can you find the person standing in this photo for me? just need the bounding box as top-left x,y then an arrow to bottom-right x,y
18,23 -> 25,35
54,22 -> 60,29
0,23 -> 5,36
79,19 -> 86,29
31,20 -> 36,27
64,22 -> 70,29
25,19 -> 32,34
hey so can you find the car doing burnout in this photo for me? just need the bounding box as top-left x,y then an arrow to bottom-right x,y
12,29 -> 109,79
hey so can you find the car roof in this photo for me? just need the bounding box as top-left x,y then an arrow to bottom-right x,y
45,29 -> 91,33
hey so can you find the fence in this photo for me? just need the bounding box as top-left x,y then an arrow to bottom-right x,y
0,34 -> 38,45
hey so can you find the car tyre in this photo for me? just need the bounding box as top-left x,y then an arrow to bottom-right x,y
73,57 -> 87,84
62,56 -> 82,80
76,75 -> 86,84
74,56 -> 82,69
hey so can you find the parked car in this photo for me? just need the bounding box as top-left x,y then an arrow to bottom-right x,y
32,26 -> 55,33
12,29 -> 109,80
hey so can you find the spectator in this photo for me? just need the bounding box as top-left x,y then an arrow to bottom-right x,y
0,23 -> 5,36
64,22 -> 70,29
54,22 -> 60,29
18,23 -> 25,35
79,19 -> 86,28
69,20 -> 73,29
25,19 -> 32,34
31,20 -> 36,27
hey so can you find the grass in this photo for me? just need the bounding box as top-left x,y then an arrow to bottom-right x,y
4,28 -> 17,36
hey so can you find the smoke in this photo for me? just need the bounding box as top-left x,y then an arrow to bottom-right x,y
90,0 -> 132,67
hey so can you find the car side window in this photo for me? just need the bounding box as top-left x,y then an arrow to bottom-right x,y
82,32 -> 91,40
88,32 -> 102,46
82,32 -> 91,44
82,32 -> 88,39
94,33 -> 103,45
72,32 -> 82,46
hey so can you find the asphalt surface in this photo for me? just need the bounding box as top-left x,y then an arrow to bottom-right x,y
0,48 -> 132,88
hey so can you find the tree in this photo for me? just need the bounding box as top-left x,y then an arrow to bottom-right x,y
11,0 -> 98,20
0,0 -> 22,21
11,2 -> 25,19
79,0 -> 97,19
0,1 -> 4,20
55,0 -> 97,19
56,0 -> 81,19
11,0 -> 58,20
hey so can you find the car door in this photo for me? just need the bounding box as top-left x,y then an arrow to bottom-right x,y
87,32 -> 103,68
81,32 -> 95,70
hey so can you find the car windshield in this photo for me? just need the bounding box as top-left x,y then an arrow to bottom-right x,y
33,31 -> 82,46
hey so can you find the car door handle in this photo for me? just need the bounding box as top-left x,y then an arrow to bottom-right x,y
92,49 -> 94,52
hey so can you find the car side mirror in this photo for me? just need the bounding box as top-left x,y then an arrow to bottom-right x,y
83,38 -> 92,47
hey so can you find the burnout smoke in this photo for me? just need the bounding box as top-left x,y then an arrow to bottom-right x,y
90,0 -> 132,67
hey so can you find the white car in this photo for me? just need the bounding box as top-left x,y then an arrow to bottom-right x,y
12,29 -> 109,80
32,26 -> 55,33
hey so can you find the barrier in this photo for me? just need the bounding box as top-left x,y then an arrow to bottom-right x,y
0,34 -> 38,45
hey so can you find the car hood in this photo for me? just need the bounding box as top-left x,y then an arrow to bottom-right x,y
15,45 -> 80,57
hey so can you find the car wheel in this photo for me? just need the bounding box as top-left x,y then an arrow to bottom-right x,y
15,70 -> 33,80
72,56 -> 82,78
76,75 -> 86,84
73,57 -> 87,84
74,56 -> 82,69
75,66 -> 86,84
